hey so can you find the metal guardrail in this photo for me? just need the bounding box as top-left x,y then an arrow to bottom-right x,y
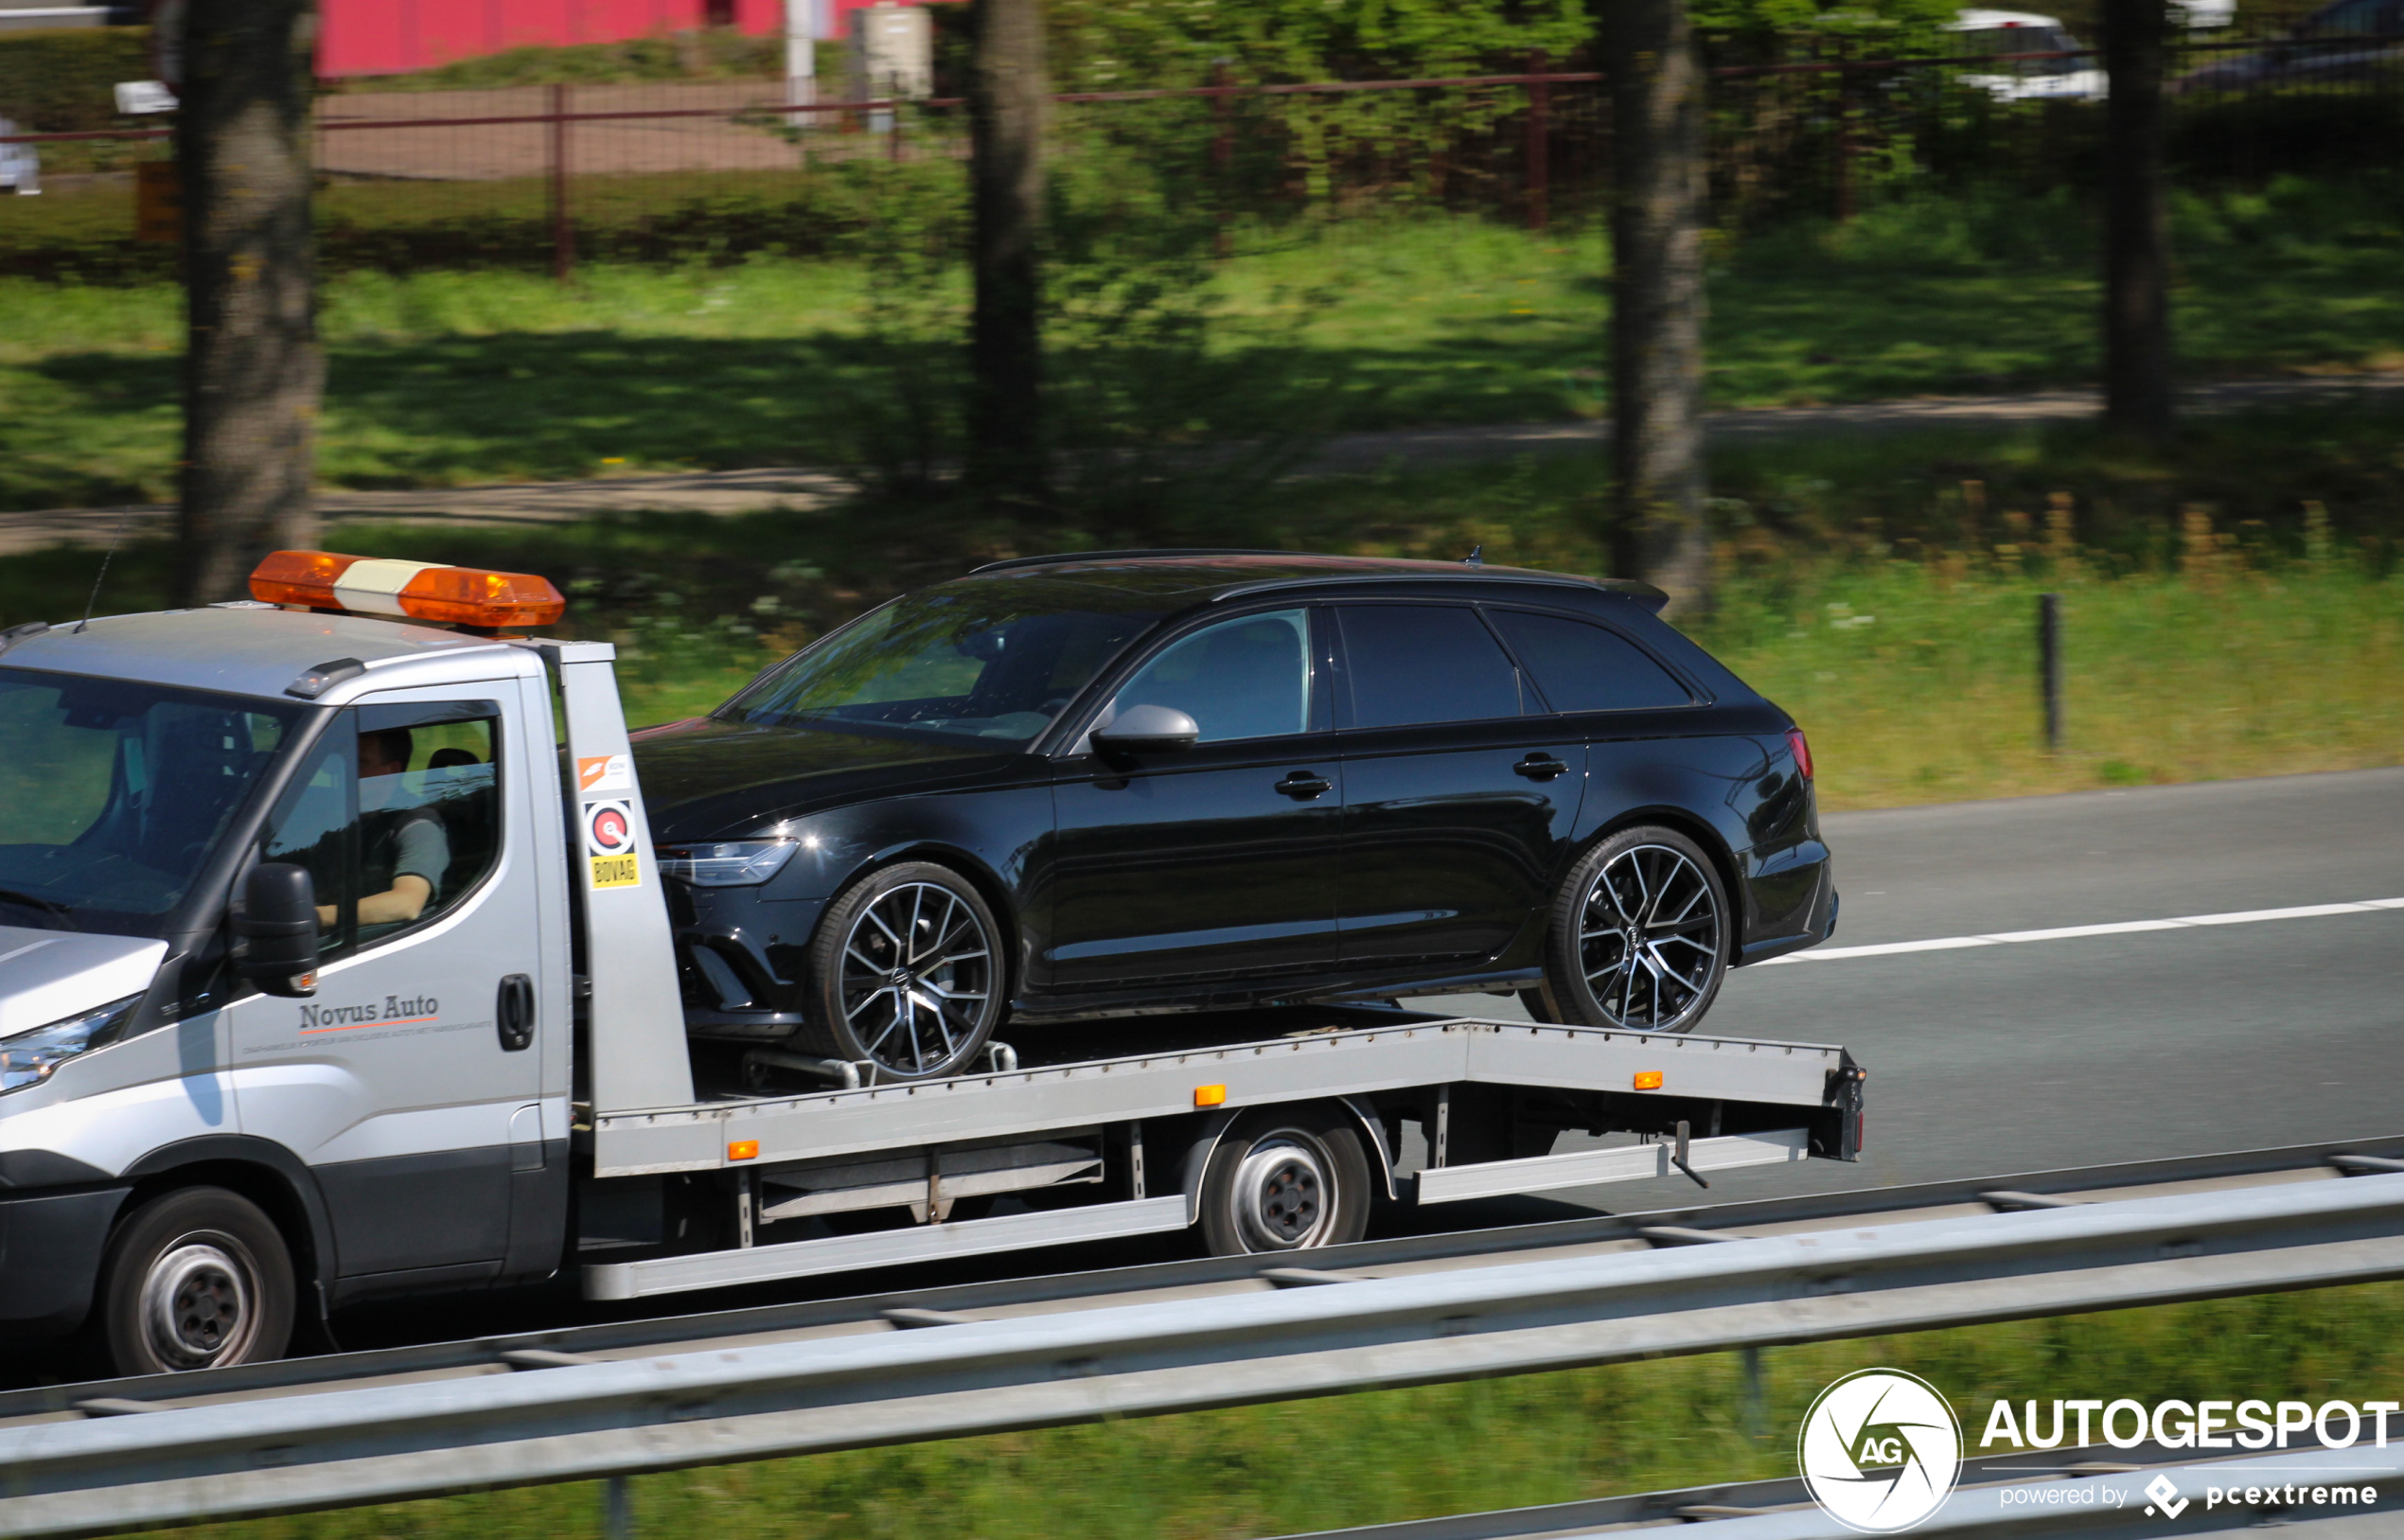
1269,1441 -> 2404,1537
4,1170 -> 2404,1538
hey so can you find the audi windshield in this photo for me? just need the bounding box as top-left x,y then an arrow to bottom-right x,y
718,581 -> 1168,744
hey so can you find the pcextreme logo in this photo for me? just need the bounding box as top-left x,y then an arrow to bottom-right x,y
1799,1369 -> 1966,1532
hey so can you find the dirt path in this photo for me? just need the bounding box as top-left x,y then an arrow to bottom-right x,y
9,375 -> 2397,556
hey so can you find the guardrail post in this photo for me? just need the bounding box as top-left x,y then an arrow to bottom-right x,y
1526,48 -> 1549,232
1741,1344 -> 1767,1442
604,1473 -> 633,1539
2039,593 -> 2063,751
549,82 -> 574,282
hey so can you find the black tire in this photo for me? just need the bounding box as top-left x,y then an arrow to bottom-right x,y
97,1187 -> 295,1375
803,861 -> 1005,1081
1199,1105 -> 1372,1256
1536,825 -> 1730,1034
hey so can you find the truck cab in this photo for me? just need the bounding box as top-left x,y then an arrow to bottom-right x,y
0,593 -> 576,1372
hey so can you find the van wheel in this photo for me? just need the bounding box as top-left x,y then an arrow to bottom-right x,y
1199,1106 -> 1370,1255
98,1187 -> 294,1375
1540,826 -> 1729,1034
804,862 -> 1005,1081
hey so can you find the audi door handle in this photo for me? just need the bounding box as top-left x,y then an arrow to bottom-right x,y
1276,771 -> 1333,800
1514,754 -> 1569,781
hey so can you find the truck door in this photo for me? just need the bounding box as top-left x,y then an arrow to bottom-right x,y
222,690 -> 545,1293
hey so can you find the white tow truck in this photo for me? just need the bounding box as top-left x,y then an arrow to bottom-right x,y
0,552 -> 1865,1375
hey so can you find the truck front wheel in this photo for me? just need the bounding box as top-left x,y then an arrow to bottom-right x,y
804,861 -> 1004,1081
97,1187 -> 295,1375
1199,1106 -> 1371,1255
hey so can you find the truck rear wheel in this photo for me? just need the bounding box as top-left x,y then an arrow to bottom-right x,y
1538,826 -> 1728,1034
97,1187 -> 294,1375
804,861 -> 1004,1081
1199,1105 -> 1370,1255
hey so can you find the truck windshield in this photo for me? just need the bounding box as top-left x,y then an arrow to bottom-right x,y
720,584 -> 1161,744
0,667 -> 302,937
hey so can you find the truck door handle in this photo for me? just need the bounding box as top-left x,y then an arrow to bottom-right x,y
497,974 -> 536,1052
1514,754 -> 1569,781
1276,770 -> 1332,800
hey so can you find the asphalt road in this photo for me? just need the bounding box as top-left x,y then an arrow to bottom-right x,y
1418,766 -> 2404,1218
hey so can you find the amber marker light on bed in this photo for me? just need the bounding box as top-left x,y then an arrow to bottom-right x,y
728,1141 -> 759,1160
1193,1085 -> 1227,1107
1633,1071 -> 1665,1090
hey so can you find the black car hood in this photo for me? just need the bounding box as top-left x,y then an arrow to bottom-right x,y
630,717 -> 1032,841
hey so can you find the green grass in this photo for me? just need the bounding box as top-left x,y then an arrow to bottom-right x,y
120,1280 -> 2404,1540
7,183 -> 2403,512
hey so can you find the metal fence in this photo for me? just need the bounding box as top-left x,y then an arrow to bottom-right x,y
2,33 -> 2398,281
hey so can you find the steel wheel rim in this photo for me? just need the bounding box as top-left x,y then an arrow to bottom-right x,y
838,881 -> 994,1075
1229,1131 -> 1335,1251
1576,843 -> 1722,1031
140,1236 -> 257,1371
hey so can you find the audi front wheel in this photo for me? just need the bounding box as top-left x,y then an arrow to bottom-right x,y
804,862 -> 1005,1081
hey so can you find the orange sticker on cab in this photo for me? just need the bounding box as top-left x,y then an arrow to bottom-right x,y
577,753 -> 631,792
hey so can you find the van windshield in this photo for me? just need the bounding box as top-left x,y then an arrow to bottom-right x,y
0,668 -> 302,937
720,585 -> 1161,744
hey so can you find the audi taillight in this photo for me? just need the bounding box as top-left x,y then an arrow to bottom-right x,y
1786,727 -> 1814,781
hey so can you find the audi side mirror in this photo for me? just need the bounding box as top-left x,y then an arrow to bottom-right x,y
235,862 -> 319,998
1089,703 -> 1200,755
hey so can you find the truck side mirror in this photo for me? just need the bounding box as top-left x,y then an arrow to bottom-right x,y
1089,703 -> 1201,756
235,862 -> 320,998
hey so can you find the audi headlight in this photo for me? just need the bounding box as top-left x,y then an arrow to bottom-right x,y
657,839 -> 801,888
1,995 -> 138,1094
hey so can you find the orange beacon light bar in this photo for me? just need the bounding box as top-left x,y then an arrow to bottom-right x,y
250,551 -> 566,629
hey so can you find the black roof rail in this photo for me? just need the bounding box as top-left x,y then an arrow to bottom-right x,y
966,549 -> 1317,575
1211,572 -> 1671,612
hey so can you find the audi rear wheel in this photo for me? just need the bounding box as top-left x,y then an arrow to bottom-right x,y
1537,826 -> 1729,1034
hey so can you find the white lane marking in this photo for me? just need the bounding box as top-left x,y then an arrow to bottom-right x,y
1764,897 -> 2404,965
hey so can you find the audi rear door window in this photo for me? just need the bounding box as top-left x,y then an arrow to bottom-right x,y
1335,605 -> 1523,728
1488,610 -> 1694,713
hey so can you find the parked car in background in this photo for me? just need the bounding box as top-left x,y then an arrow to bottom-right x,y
1950,1 -> 2233,102
630,552 -> 1836,1080
0,118 -> 38,196
1950,9 -> 2110,100
2174,0 -> 2404,92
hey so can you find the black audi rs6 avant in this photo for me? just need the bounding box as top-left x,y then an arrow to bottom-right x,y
632,551 -> 1835,1080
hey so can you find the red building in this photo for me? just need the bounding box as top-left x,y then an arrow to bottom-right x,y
318,0 -> 918,80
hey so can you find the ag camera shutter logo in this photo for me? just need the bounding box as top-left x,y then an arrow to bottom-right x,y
1799,1369 -> 1964,1532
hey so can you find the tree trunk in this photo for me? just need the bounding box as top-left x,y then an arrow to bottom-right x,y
174,0 -> 322,607
966,0 -> 1049,509
2100,0 -> 2174,444
1604,0 -> 1711,614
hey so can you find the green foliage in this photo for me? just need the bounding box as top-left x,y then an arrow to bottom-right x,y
0,27 -> 150,134
8,186 -> 2404,515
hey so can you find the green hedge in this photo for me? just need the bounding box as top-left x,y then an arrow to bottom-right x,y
0,27 -> 150,134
